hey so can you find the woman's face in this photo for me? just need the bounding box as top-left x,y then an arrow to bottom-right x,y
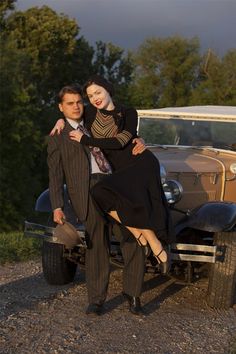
86,84 -> 114,110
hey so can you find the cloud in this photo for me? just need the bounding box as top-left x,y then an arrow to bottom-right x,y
16,0 -> 236,54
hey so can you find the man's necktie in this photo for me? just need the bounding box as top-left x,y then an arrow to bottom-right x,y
78,124 -> 112,174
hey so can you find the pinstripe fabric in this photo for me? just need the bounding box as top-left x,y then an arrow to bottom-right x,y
47,122 -> 90,221
113,224 -> 145,297
47,121 -> 145,304
84,177 -> 110,304
47,123 -> 110,304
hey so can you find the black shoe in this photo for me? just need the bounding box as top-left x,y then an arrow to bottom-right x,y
122,292 -> 145,316
154,248 -> 171,275
86,303 -> 104,316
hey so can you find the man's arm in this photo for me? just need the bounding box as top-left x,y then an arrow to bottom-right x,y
47,137 -> 65,224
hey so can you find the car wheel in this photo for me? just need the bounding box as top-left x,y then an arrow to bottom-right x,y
207,231 -> 236,309
42,241 -> 77,285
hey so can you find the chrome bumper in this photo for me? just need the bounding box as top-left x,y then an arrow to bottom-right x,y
171,243 -> 218,263
24,221 -> 218,263
24,221 -> 86,245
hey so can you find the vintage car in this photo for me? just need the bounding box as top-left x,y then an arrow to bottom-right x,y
24,105 -> 236,309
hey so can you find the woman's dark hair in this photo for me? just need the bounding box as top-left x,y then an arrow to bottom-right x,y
83,75 -> 114,97
58,84 -> 82,103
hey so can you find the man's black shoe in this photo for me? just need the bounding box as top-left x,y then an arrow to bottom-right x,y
86,303 -> 103,316
122,292 -> 145,316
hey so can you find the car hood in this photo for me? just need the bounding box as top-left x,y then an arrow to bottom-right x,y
149,146 -> 234,174
148,145 -> 236,211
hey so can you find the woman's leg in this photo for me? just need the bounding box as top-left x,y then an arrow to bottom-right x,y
109,210 -> 167,262
109,211 -> 147,246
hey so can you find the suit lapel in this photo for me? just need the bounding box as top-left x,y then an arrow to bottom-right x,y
63,121 -> 90,156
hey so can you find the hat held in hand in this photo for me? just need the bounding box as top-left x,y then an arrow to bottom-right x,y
53,221 -> 83,249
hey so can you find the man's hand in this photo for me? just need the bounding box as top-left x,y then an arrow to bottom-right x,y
132,137 -> 146,155
49,119 -> 65,136
53,208 -> 66,224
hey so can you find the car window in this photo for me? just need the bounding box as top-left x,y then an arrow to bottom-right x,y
138,118 -> 236,150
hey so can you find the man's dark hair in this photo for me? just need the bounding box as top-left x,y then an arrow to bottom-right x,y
58,84 -> 82,103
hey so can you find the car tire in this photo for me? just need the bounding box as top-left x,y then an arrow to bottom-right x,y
42,241 -> 77,285
207,231 -> 236,309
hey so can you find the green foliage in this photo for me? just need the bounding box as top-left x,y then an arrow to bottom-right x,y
1,3 -> 236,232
0,232 -> 41,264
92,41 -> 134,104
0,0 -> 16,30
0,5 -> 94,230
0,35 -> 43,230
191,49 -> 236,105
5,6 -> 94,104
130,36 -> 201,108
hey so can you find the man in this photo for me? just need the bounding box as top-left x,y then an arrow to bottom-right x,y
47,84 -> 146,316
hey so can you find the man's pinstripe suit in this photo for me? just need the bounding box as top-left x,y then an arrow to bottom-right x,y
47,120 -> 145,306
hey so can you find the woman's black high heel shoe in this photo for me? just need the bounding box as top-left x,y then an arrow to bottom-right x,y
154,248 -> 170,275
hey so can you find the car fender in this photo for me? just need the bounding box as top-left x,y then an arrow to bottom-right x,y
35,189 -> 52,212
35,185 -> 74,216
175,201 -> 236,234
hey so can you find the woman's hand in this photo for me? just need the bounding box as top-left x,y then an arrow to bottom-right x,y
69,129 -> 84,142
49,119 -> 65,136
132,137 -> 146,155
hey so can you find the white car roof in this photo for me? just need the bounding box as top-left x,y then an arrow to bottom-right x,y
137,105 -> 236,122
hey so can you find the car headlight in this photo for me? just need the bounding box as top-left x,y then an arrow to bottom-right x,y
230,162 -> 236,174
160,164 -> 167,184
163,180 -> 183,204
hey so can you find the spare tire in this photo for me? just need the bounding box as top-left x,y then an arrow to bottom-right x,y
207,231 -> 236,309
42,241 -> 77,285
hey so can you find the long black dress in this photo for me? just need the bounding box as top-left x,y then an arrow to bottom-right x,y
82,104 -> 174,244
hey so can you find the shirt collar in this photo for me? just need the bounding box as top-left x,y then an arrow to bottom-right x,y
66,118 -> 84,129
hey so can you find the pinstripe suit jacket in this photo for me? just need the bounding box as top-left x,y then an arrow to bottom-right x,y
47,121 -> 91,222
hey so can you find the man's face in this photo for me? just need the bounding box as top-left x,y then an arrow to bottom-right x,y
59,93 -> 84,121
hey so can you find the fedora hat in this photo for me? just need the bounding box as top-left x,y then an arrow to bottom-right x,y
53,221 -> 83,249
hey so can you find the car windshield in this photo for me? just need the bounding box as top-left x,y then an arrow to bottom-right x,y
138,117 -> 236,151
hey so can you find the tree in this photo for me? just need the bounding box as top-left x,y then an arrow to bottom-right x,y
6,6 -> 93,106
0,5 -> 94,230
0,0 -> 16,30
0,36 -> 42,230
130,36 -> 201,108
191,49 -> 236,105
92,41 -> 134,104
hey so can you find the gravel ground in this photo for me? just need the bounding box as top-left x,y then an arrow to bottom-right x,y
0,259 -> 235,354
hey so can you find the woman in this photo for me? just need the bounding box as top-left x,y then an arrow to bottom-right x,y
53,75 -> 174,274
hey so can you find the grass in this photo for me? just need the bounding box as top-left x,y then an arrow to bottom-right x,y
0,232 -> 42,265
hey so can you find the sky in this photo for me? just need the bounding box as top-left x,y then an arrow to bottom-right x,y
16,0 -> 236,55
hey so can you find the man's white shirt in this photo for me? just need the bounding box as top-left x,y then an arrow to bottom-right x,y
67,118 -> 106,174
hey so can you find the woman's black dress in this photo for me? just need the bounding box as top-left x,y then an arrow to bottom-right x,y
81,105 -> 174,244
